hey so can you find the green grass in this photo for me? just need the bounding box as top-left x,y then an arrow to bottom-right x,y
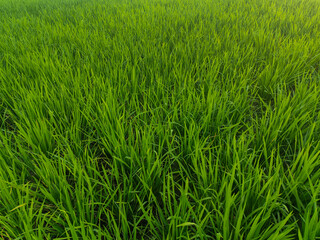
1,0 -> 320,239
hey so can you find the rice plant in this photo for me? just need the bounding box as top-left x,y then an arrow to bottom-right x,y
1,0 -> 320,239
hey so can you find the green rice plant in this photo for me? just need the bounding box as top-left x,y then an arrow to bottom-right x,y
1,0 -> 320,239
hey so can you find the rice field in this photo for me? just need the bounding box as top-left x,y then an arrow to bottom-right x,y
1,0 -> 320,239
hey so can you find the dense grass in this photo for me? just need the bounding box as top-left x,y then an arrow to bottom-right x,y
1,0 -> 320,239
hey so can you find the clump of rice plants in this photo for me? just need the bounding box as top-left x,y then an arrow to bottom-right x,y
1,0 -> 320,239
